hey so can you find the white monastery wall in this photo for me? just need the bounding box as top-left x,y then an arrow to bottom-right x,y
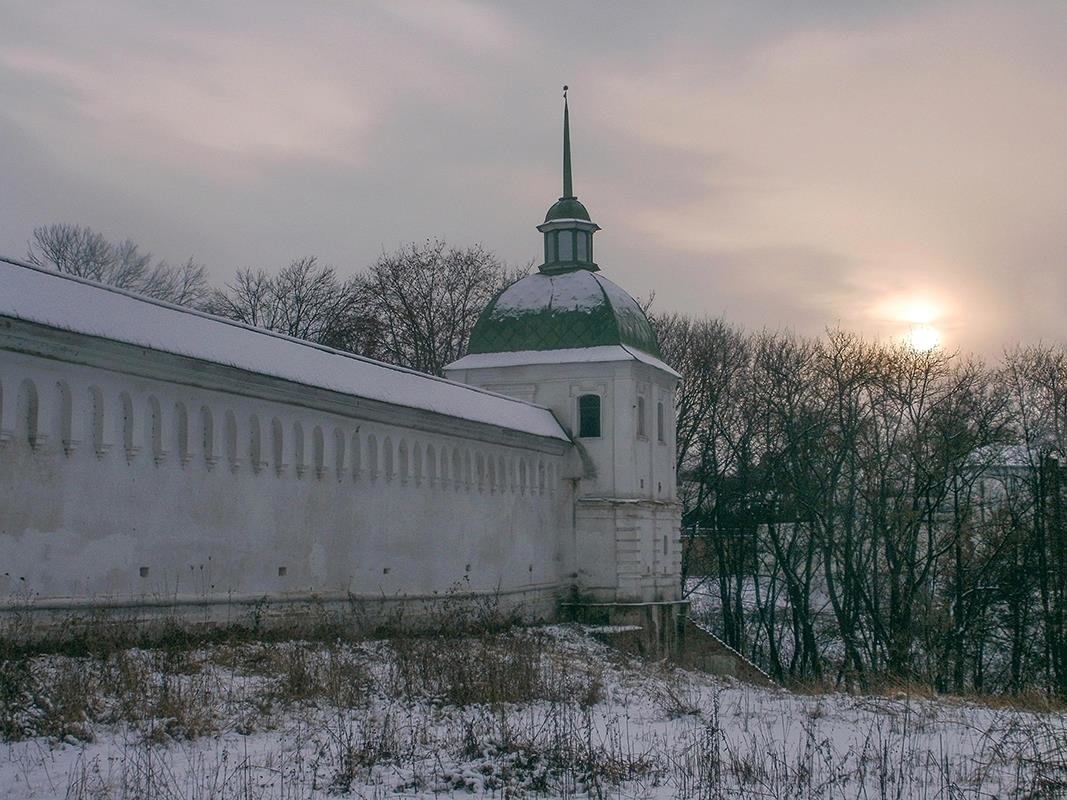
0,317 -> 573,629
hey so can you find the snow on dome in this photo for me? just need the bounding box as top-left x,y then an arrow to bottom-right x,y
0,258 -> 569,441
492,271 -> 604,317
466,269 -> 662,357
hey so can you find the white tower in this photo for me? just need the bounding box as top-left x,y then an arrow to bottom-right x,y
445,89 -> 682,613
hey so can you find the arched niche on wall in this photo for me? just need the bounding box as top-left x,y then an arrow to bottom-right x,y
49,380 -> 76,456
119,392 -> 137,460
174,401 -> 190,465
333,428 -> 346,479
451,449 -> 462,490
425,443 -> 437,483
397,439 -> 409,483
17,378 -> 39,449
292,421 -> 306,478
200,405 -> 216,468
350,430 -> 362,478
366,433 -> 379,479
383,436 -> 395,480
88,386 -> 109,458
147,395 -> 167,464
439,445 -> 450,484
312,425 -> 325,479
0,376 -> 8,444
271,418 -> 285,476
249,414 -> 264,474
224,409 -> 239,471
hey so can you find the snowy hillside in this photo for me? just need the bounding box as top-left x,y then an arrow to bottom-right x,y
1,625 -> 1064,799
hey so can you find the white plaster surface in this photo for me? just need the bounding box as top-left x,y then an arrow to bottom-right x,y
0,332 -> 570,622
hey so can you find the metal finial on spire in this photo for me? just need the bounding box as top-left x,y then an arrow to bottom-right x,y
562,85 -> 573,199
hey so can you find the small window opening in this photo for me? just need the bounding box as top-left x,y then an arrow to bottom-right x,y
577,394 -> 601,438
637,396 -> 647,438
657,401 -> 666,443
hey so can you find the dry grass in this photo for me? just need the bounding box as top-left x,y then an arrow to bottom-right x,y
267,642 -> 371,708
648,664 -> 706,718
5,621 -> 1067,799
386,628 -> 603,708
949,689 -> 1067,713
22,652 -> 218,743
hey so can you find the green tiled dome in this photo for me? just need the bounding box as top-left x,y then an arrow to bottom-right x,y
467,269 -> 661,357
544,196 -> 591,222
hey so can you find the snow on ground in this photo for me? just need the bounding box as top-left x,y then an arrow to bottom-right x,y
1,625 -> 1064,799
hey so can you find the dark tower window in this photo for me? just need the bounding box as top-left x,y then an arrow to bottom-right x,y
578,394 -> 601,438
657,401 -> 666,443
637,396 -> 647,438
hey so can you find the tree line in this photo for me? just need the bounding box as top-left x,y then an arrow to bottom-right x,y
26,223 -> 523,376
655,314 -> 1067,697
25,222 -> 1067,696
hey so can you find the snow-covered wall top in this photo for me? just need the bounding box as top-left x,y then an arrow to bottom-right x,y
446,345 -> 680,378
0,258 -> 569,442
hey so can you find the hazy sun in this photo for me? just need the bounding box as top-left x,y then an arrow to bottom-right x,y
904,324 -> 941,352
897,299 -> 939,326
874,294 -> 946,352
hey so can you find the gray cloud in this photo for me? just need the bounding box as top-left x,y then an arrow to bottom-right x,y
1,1 -> 1063,356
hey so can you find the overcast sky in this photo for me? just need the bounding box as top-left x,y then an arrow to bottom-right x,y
1,1 -> 1064,354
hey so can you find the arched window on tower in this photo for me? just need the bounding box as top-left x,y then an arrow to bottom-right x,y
577,394 -> 601,439
637,396 -> 647,439
657,401 -> 666,444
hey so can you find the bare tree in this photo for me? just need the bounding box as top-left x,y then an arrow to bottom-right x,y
27,224 -> 209,307
357,239 -> 526,375
663,316 -> 1065,695
206,257 -> 375,354
1001,345 -> 1067,695
142,258 -> 210,308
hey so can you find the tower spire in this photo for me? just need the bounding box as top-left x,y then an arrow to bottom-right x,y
538,85 -> 599,273
562,85 -> 573,199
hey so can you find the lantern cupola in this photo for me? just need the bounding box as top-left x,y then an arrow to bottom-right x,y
539,87 -> 601,273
